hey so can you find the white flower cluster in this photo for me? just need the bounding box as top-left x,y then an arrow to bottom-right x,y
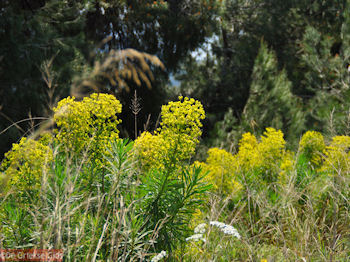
194,223 -> 207,234
186,223 -> 207,242
209,221 -> 241,239
186,221 -> 241,243
185,233 -> 206,242
150,250 -> 167,262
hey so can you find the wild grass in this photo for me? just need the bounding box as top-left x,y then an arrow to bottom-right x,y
1,115 -> 350,261
0,47 -> 349,262
0,137 -> 210,261
1,140 -> 151,260
182,148 -> 350,262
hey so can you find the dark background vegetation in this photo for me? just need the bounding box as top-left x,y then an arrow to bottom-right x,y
1,0 -> 350,159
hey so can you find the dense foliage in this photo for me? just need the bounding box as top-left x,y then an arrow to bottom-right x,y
0,0 -> 218,159
1,93 -> 349,260
1,0 -> 350,261
176,0 -> 350,150
0,93 -> 210,260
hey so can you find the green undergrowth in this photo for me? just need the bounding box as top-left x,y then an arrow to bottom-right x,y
0,93 -> 349,261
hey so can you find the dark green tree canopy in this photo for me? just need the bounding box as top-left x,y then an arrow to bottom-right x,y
176,0 -> 350,150
2,0 -> 350,158
0,0 -> 219,159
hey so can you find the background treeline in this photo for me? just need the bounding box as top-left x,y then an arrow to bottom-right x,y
1,0 -> 350,158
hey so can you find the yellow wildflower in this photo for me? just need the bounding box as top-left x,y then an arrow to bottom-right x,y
299,131 -> 325,166
135,96 -> 205,171
235,132 -> 259,172
53,93 -> 122,169
278,150 -> 295,184
258,128 -> 286,172
0,137 -> 53,195
196,148 -> 241,195
233,128 -> 286,182
322,135 -> 350,175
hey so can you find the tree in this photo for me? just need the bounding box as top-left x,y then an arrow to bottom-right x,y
0,0 -> 220,159
84,0 -> 219,71
301,0 -> 350,136
0,0 -> 90,158
176,0 -> 348,149
242,41 -> 304,143
82,0 -> 220,137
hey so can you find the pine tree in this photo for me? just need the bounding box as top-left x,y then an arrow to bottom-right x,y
242,41 -> 304,143
301,0 -> 350,136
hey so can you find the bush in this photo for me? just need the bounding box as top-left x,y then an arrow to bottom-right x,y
0,137 -> 52,199
0,93 -> 210,260
187,128 -> 350,261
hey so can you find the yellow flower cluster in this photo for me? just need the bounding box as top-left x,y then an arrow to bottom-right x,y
160,96 -> 205,139
235,128 -> 287,180
322,135 -> 350,175
259,128 -> 286,170
235,132 -> 259,172
0,137 -> 53,195
194,148 -> 241,195
298,131 -> 325,166
53,93 -> 122,168
133,131 -> 167,170
199,128 -> 350,196
135,96 -> 205,171
278,150 -> 295,184
196,128 -> 288,193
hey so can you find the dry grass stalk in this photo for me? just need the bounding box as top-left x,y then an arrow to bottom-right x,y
72,48 -> 164,98
130,90 -> 142,139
